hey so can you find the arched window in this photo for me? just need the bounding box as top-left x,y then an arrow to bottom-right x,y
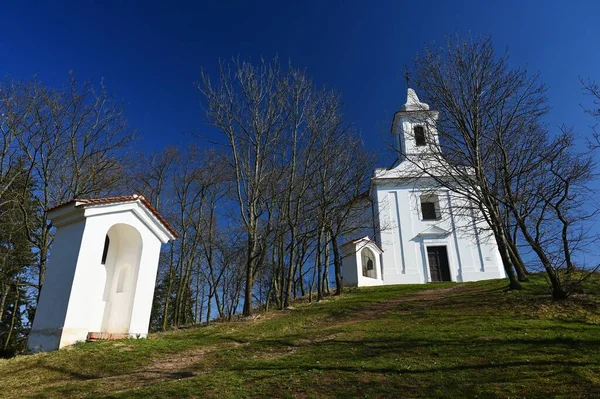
414,126 -> 426,146
361,248 -> 377,279
101,235 -> 110,265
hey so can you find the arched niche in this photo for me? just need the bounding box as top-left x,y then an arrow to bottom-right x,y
361,247 -> 377,279
93,223 -> 143,334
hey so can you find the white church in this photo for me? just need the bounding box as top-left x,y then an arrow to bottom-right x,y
341,88 -> 506,287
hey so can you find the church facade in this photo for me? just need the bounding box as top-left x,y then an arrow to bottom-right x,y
341,89 -> 506,286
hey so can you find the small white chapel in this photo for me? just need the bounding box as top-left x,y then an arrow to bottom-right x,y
27,195 -> 177,352
341,88 -> 506,287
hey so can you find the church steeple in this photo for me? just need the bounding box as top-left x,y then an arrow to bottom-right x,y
400,88 -> 430,112
391,88 -> 439,158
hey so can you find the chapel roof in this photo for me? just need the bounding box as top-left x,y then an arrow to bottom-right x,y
47,194 -> 178,238
341,236 -> 384,254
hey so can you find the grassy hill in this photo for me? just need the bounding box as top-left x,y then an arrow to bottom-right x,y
1,276 -> 600,398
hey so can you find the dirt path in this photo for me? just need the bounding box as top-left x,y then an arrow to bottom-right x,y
8,342 -> 246,399
335,285 -> 465,327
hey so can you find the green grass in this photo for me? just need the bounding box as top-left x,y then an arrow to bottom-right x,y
2,275 -> 600,398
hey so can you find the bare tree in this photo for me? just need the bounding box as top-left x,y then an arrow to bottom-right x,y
0,81 -> 31,208
581,78 -> 600,148
408,36 -> 599,297
199,59 -> 292,316
199,57 -> 380,313
8,74 -> 134,302
314,135 -> 376,296
405,36 -> 554,290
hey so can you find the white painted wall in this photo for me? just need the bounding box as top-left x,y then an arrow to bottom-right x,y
341,239 -> 384,287
372,179 -> 505,286
26,215 -> 87,351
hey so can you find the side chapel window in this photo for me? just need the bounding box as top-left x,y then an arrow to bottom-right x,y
101,235 -> 110,265
414,125 -> 426,146
361,248 -> 377,279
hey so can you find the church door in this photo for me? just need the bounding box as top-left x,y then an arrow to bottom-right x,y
427,246 -> 451,282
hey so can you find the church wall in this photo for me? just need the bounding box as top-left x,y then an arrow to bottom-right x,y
445,193 -> 506,282
373,180 -> 505,285
376,187 -> 423,284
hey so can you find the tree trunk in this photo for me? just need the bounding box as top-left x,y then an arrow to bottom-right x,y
512,210 -> 567,299
323,233 -> 331,295
316,227 -> 323,301
242,230 -> 259,316
331,232 -> 344,295
496,231 -> 521,290
162,243 -> 175,330
507,239 -> 528,282
3,283 -> 19,350
283,228 -> 297,308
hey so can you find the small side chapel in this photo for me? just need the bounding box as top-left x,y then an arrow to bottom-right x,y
27,195 -> 177,352
341,88 -> 506,287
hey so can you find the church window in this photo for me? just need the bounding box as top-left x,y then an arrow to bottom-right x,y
361,248 -> 377,279
421,194 -> 440,220
414,126 -> 426,146
101,235 -> 110,265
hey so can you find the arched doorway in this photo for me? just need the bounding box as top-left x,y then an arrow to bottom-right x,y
96,223 -> 143,334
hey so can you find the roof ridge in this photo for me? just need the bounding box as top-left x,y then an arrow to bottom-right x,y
47,195 -> 178,238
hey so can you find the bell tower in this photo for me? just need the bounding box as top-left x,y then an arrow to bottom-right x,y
391,88 -> 440,160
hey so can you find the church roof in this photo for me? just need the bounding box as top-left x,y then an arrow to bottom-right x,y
48,194 -> 178,238
399,88 -> 430,112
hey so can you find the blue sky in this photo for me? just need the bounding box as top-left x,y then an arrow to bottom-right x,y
2,1 -> 599,158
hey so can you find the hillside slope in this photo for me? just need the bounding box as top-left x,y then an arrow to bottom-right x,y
1,277 -> 600,398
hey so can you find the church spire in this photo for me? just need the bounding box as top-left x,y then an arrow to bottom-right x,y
391,87 -> 440,159
400,88 -> 430,112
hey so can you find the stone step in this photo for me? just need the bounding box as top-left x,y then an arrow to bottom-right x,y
87,332 -> 129,341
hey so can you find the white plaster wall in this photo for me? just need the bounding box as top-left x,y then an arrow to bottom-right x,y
341,249 -> 359,286
99,223 -> 143,334
128,235 -> 161,336
376,187 -> 423,284
355,248 -> 384,287
63,210 -> 161,343
341,241 -> 384,287
27,217 -> 87,352
392,111 -> 440,157
374,180 -> 505,286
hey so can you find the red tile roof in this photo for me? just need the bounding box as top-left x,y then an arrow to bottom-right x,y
48,195 -> 178,239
